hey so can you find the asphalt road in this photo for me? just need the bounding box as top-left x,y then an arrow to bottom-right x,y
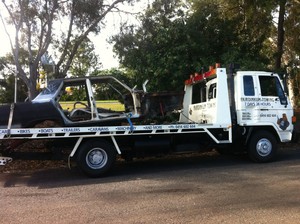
1,146 -> 300,224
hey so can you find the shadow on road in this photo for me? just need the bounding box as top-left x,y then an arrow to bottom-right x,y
1,146 -> 300,189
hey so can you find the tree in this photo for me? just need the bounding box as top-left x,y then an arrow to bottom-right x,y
0,56 -> 27,103
275,0 -> 287,72
92,67 -> 135,87
63,38 -> 101,77
281,0 -> 300,107
0,0 -> 134,100
112,0 -> 274,92
196,0 -> 274,70
112,0 -> 195,91
0,0 -> 59,100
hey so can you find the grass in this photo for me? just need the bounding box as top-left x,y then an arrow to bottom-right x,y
59,100 -> 125,111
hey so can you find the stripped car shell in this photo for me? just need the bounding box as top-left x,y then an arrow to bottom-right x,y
0,76 -> 143,128
0,76 -> 183,129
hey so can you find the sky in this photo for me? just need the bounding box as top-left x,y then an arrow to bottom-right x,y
0,1 -> 150,69
89,1 -> 150,69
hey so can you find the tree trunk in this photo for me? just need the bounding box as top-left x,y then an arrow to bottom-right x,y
275,0 -> 286,71
28,80 -> 39,101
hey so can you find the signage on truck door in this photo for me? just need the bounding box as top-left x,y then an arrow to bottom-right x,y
239,73 -> 293,132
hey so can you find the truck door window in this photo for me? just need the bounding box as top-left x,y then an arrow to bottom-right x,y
259,76 -> 277,96
208,83 -> 216,100
259,76 -> 287,104
243,76 -> 254,96
192,83 -> 206,104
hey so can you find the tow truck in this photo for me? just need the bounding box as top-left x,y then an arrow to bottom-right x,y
0,64 -> 295,177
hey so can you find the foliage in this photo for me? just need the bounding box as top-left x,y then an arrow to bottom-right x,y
0,75 -> 28,103
0,55 -> 28,103
91,68 -> 136,88
0,0 -> 59,100
112,0 -> 190,91
215,0 -> 274,70
280,0 -> 300,107
91,68 -> 136,100
61,38 -> 101,77
112,0 -> 277,92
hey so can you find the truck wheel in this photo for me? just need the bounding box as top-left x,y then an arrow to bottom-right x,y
247,130 -> 277,162
76,140 -> 116,177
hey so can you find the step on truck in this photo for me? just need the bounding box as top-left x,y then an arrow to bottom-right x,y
0,64 -> 295,177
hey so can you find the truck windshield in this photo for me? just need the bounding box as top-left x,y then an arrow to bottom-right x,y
259,76 -> 287,105
259,76 -> 284,97
33,79 -> 63,102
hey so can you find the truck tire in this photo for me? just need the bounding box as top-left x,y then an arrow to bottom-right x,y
247,130 -> 277,162
76,139 -> 116,177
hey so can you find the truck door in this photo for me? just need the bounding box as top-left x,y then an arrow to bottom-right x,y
238,73 -> 293,133
257,75 -> 293,131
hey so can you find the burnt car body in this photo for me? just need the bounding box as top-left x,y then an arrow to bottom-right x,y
0,76 -> 143,128
0,76 -> 183,129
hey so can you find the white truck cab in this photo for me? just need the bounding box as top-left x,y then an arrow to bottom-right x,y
235,71 -> 293,142
180,65 -> 294,162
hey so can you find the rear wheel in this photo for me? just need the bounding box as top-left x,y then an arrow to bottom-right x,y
76,139 -> 116,177
247,130 -> 277,162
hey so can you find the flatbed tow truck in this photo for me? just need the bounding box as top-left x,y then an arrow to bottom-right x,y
0,64 -> 295,177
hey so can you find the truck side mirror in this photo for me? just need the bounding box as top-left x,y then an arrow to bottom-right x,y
282,74 -> 289,96
279,96 -> 288,107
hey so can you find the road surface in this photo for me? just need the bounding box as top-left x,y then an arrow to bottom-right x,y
1,146 -> 300,223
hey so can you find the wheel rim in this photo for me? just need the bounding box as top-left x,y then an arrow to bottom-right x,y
256,138 -> 272,157
86,148 -> 108,169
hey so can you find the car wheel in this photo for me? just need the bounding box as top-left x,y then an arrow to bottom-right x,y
76,139 -> 116,177
247,130 -> 277,162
